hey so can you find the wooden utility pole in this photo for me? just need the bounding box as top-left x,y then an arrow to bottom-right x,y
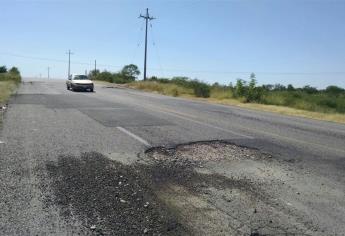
66,50 -> 73,79
139,8 -> 155,81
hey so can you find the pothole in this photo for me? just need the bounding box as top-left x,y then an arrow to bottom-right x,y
145,140 -> 271,164
45,141 -> 315,235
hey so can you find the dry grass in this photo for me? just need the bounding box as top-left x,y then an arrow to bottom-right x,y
0,81 -> 17,105
128,81 -> 194,97
206,99 -> 345,124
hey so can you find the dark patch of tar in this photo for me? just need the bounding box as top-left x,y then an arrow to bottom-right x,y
46,152 -> 188,235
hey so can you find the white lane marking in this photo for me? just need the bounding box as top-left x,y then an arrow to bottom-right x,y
153,109 -> 254,139
0,141 -> 5,144
117,127 -> 151,147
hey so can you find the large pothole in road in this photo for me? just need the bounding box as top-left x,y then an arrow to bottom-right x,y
146,140 -> 271,163
44,141 -> 315,235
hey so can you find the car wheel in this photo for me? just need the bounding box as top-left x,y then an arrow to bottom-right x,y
90,88 -> 94,92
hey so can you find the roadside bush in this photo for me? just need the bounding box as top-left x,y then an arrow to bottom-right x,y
148,76 -> 170,84
129,81 -> 193,97
234,79 -> 246,98
190,80 -> 210,98
95,71 -> 113,83
9,67 -> 20,75
120,64 -> 140,81
89,69 -> 100,80
170,77 -> 191,87
148,76 -> 211,98
0,66 -> 7,73
301,85 -> 318,94
245,78 -> 264,102
0,66 -> 21,83
325,85 -> 345,96
210,86 -> 233,99
193,84 -> 210,97
92,64 -> 141,84
112,73 -> 128,84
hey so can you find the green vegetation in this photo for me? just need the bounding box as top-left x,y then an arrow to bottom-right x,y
89,64 -> 140,84
146,76 -> 211,98
92,65 -> 345,117
0,65 -> 22,106
129,81 -> 193,97
0,66 -> 22,84
138,75 -> 345,114
0,81 -> 17,105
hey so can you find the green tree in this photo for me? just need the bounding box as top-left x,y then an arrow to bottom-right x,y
262,84 -> 274,91
287,84 -> 295,91
192,80 -> 210,98
0,66 -> 7,73
9,67 -> 20,75
95,71 -> 113,82
302,85 -> 318,94
235,79 -> 246,97
88,69 -> 100,80
121,64 -> 140,81
273,84 -> 286,91
247,77 -> 257,102
325,85 -> 344,95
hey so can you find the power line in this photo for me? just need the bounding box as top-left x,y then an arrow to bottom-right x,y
130,20 -> 145,64
150,22 -> 166,78
1,51 -> 345,76
139,8 -> 155,81
0,52 -> 88,65
0,51 -> 123,70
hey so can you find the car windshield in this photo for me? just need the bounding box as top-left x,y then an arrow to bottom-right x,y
73,75 -> 88,80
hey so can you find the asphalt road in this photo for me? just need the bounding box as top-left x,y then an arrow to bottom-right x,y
0,79 -> 345,235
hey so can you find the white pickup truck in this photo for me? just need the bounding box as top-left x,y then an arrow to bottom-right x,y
66,75 -> 94,92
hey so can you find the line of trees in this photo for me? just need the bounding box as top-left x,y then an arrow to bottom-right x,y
89,64 -> 140,84
0,65 -> 21,83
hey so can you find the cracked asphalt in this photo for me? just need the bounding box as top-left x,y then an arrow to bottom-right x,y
0,79 -> 345,235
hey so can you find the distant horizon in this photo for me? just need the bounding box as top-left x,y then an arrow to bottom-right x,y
1,0 -> 345,89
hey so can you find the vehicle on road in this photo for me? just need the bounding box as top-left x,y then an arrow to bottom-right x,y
66,75 -> 94,92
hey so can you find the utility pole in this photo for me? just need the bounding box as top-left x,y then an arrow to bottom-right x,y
139,8 -> 155,81
47,66 -> 50,79
94,60 -> 97,72
66,50 -> 73,79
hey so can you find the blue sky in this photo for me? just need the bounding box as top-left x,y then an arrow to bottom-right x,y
1,0 -> 345,88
